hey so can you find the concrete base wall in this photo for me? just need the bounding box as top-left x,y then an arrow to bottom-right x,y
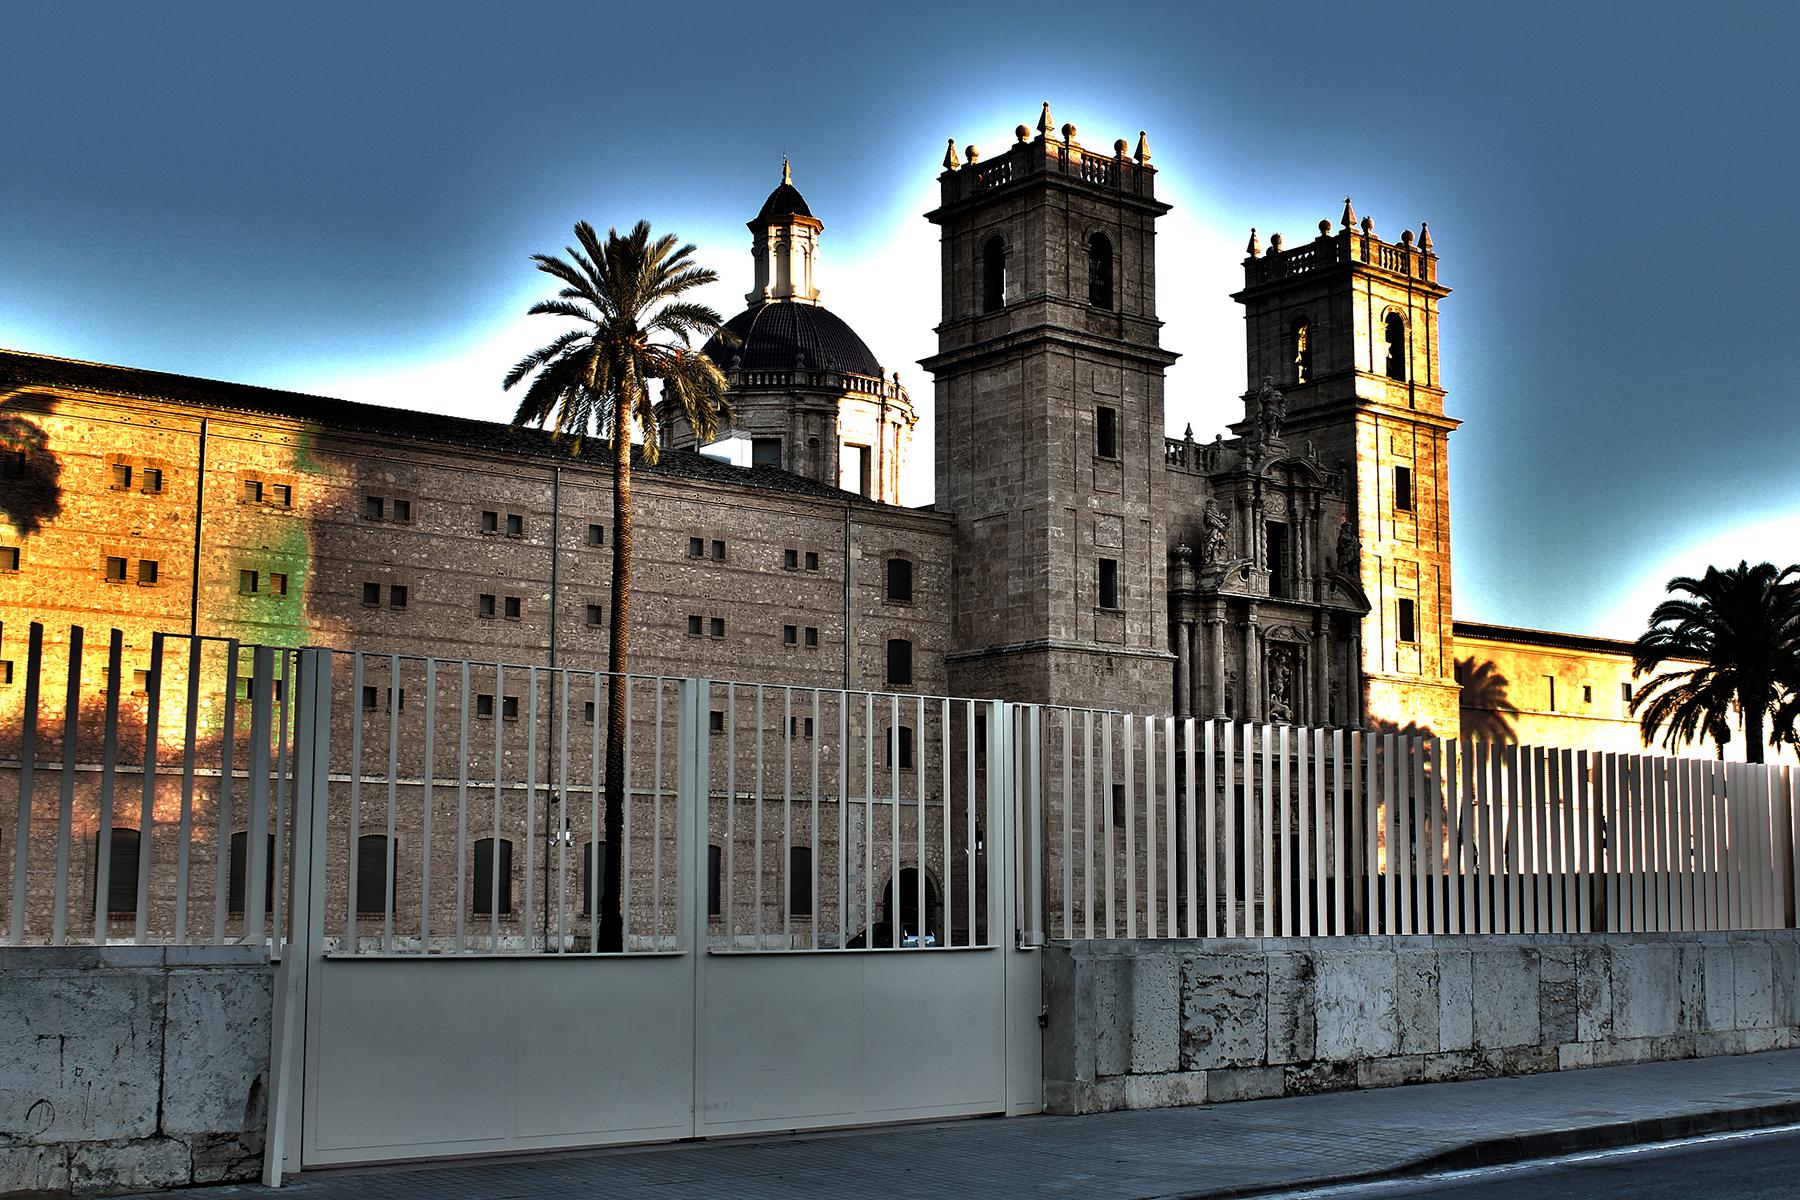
1043,931 -> 1800,1114
0,947 -> 272,1197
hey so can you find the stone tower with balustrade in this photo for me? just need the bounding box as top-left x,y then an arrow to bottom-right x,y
1231,205 -> 1460,736
922,106 -> 1178,711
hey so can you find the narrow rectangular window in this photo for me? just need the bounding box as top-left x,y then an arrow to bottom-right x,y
804,551 -> 819,571
688,536 -> 705,558
95,828 -> 141,915
501,695 -> 519,721
0,546 -> 19,572
711,539 -> 726,561
391,498 -> 412,524
709,710 -> 725,734
111,463 -> 132,490
709,617 -> 725,639
586,603 -> 603,627
503,596 -> 521,620
479,593 -> 496,618
505,513 -> 523,537
270,572 -> 288,596
1096,406 -> 1119,458
887,726 -> 915,769
1098,558 -> 1119,609
1394,466 -> 1414,513
472,838 -> 513,915
1622,681 -> 1633,703
788,847 -> 814,916
363,495 -> 384,521
805,626 -> 819,648
270,483 -> 291,507
783,624 -> 798,645
0,661 -> 13,686
1545,675 -> 1557,711
362,582 -> 381,607
1266,521 -> 1290,599
243,479 -> 263,503
106,556 -> 128,582
389,584 -> 408,609
476,693 -> 495,719
227,831 -> 276,915
137,559 -> 159,585
1398,598 -> 1417,643
586,523 -> 604,546
687,614 -> 703,637
481,510 -> 499,534
355,835 -> 394,915
1583,684 -> 1593,704
140,468 -> 163,494
707,844 -> 723,917
583,701 -> 596,724
784,548 -> 799,570
886,557 -> 913,604
361,684 -> 379,711
887,638 -> 914,686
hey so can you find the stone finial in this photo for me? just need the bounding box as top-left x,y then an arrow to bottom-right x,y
1246,227 -> 1260,257
1184,423 -> 1194,441
1135,130 -> 1151,162
1341,198 -> 1356,229
1061,122 -> 1077,144
1270,232 -> 1284,253
966,144 -> 980,164
1016,124 -> 1030,143
1420,222 -> 1434,250
782,157 -> 792,185
1360,215 -> 1373,235
1318,219 -> 1332,236
1400,228 -> 1414,246
1114,138 -> 1129,157
943,138 -> 960,171
1037,101 -> 1055,139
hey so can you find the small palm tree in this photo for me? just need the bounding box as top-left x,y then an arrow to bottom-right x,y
1630,561 -> 1800,763
505,220 -> 732,951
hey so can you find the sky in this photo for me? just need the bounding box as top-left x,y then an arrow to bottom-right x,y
3,1 -> 1796,640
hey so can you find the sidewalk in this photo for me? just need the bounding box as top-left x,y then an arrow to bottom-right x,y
143,1050 -> 1800,1199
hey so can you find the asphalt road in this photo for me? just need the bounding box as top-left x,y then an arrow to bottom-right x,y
1272,1125 -> 1800,1199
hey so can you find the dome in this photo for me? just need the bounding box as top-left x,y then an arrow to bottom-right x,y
752,181 -> 813,226
704,301 -> 884,378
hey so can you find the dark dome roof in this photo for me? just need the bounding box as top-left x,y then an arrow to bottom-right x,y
705,301 -> 883,378
753,181 -> 813,226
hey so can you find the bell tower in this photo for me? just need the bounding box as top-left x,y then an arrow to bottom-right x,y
1232,204 -> 1460,735
923,105 -> 1178,710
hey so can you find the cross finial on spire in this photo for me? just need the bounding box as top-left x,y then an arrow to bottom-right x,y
782,157 -> 792,185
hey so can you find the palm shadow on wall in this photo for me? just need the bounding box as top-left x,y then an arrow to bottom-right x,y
1455,656 -> 1518,745
0,394 -> 64,535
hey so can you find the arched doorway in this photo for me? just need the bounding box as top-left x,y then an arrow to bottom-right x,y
882,868 -> 942,945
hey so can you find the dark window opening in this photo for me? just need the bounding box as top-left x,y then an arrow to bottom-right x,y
355,834 -> 394,916
505,513 -> 523,538
227,831 -> 276,915
479,593 -> 496,618
472,838 -> 513,915
783,625 -> 798,645
751,437 -> 782,468
688,537 -> 705,557
586,603 -> 604,627
1087,231 -> 1114,309
363,495 -> 384,521
105,556 -> 128,582
887,638 -> 914,686
586,523 -> 604,546
886,557 -> 913,604
1098,558 -> 1120,610
270,484 -> 291,507
270,573 -> 288,597
1545,675 -> 1557,712
1384,312 -> 1407,381
804,551 -> 819,571
0,547 -> 19,572
480,510 -> 499,534
788,847 -> 814,916
982,235 -> 1007,313
1583,684 -> 1593,704
1622,681 -> 1633,703
709,710 -> 725,734
883,868 -> 941,941
583,701 -> 596,724
501,695 -> 519,721
391,498 -> 412,524
475,693 -> 495,719
140,468 -> 163,494
1394,466 -> 1414,513
111,463 -> 132,490
707,844 -> 723,917
94,828 -> 140,916
362,582 -> 381,607
1267,521 -> 1291,599
136,559 -> 159,585
687,615 -> 703,637
709,617 -> 725,639
503,596 -> 521,620
888,725 -> 916,770
784,548 -> 799,571
711,539 -> 726,561
805,626 -> 819,648
1096,405 -> 1118,459
389,584 -> 407,609
1398,598 -> 1417,644
1292,317 -> 1312,384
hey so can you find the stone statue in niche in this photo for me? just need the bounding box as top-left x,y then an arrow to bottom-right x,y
1251,376 -> 1287,444
1335,518 -> 1360,573
1202,497 -> 1231,564
1267,645 -> 1296,723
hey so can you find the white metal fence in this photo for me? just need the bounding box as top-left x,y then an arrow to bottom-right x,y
1020,712 -> 1800,942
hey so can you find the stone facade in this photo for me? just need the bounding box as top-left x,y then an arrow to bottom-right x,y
1043,930 -> 1800,1113
0,946 -> 271,1194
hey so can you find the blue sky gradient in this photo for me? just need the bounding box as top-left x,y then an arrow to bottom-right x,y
3,1 -> 1795,638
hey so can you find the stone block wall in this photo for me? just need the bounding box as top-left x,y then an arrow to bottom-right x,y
1042,931 -> 1800,1114
0,946 -> 272,1196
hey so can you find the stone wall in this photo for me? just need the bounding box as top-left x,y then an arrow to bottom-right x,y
0,946 -> 271,1196
1042,931 -> 1800,1114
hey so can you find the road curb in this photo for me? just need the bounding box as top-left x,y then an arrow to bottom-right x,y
1178,1100 -> 1800,1198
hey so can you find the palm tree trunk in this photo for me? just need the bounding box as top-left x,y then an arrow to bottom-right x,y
599,398 -> 632,952
1747,706 -> 1766,765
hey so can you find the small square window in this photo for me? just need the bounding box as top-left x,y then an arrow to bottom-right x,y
502,695 -> 519,721
243,479 -> 263,503
688,615 -> 703,637
270,483 -> 291,507
363,495 -> 384,521
751,437 -> 782,468
270,572 -> 289,597
783,624 -> 798,645
391,498 -> 412,524
362,582 -> 381,607
805,626 -> 819,648
481,510 -> 499,534
137,559 -> 159,585
106,556 -> 128,582
784,548 -> 798,571
240,569 -> 259,595
505,514 -> 524,538
586,603 -> 604,627
804,551 -> 819,571
709,711 -> 725,734
583,701 -> 597,724
140,468 -> 163,494
586,523 -> 604,546
711,539 -> 726,561
111,463 -> 132,490
503,596 -> 521,620
479,593 -> 496,618
0,546 -> 19,572
709,617 -> 725,639
362,685 -> 379,712
476,693 -> 495,719
688,537 -> 705,558
389,584 -> 408,609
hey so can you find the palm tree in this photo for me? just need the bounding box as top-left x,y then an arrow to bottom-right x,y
1630,560 -> 1800,763
505,220 -> 732,951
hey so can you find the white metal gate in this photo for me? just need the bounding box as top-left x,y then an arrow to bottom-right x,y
264,650 -> 1041,1177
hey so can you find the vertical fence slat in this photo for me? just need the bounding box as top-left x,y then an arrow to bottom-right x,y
1331,729 -> 1346,937
1144,715 -> 1157,939
1185,718 -> 1199,939
1203,720 -> 1218,940
9,624 -> 44,945
212,641 -> 236,945
1164,716 -> 1178,939
347,653 -> 364,949
422,659 -> 435,951
1258,725 -> 1273,938
92,629 -> 125,944
1223,721 -> 1237,938
1279,725 -> 1293,938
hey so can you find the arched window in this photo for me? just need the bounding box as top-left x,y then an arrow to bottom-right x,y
472,837 -> 512,915
1291,316 -> 1312,384
356,834 -> 395,916
1384,312 -> 1407,381
882,868 -> 942,942
94,827 -> 140,917
982,236 -> 1007,312
1087,232 -> 1114,309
